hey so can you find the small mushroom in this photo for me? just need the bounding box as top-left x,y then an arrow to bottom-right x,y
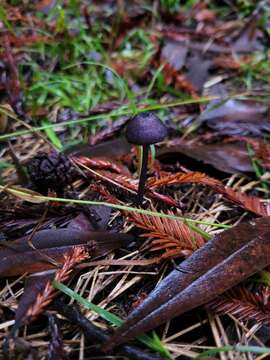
126,112 -> 168,205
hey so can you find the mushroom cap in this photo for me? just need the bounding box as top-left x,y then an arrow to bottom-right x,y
126,112 -> 168,145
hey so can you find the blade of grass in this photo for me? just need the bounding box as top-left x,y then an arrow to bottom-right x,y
0,96 -> 220,141
53,280 -> 173,359
0,184 -> 231,234
195,345 -> 270,359
41,119 -> 63,150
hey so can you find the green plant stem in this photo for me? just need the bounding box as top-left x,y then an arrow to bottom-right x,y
1,185 -> 231,235
0,96 -> 219,141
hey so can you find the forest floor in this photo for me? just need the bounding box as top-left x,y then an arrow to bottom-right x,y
1,1 -> 270,359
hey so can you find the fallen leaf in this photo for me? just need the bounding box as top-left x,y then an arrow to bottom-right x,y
0,229 -> 133,276
157,139 -> 254,174
161,40 -> 188,71
104,217 -> 270,350
199,99 -> 269,136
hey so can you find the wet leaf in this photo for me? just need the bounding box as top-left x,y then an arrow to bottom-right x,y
65,137 -> 131,159
161,40 -> 188,71
185,53 -> 212,92
47,314 -> 68,360
199,99 -> 269,136
0,229 -> 132,276
232,14 -> 264,52
157,139 -> 254,174
104,217 -> 270,350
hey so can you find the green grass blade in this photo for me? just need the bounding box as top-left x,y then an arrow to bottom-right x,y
53,280 -> 173,359
195,345 -> 270,359
0,186 -> 231,233
0,96 -> 219,141
41,120 -> 63,150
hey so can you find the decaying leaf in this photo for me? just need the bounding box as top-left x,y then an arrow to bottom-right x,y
0,229 -> 132,276
199,99 -> 269,136
157,139 -> 254,174
103,217 -> 270,350
161,40 -> 188,71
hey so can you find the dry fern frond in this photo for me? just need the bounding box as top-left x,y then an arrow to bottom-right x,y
25,246 -> 88,322
147,171 -> 268,216
207,285 -> 270,324
74,156 -> 127,174
129,211 -> 205,259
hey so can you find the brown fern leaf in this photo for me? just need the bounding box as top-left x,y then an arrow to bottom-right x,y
25,246 -> 88,322
95,171 -> 178,207
207,286 -> 270,323
73,156 -> 128,174
129,211 -> 205,258
147,171 -> 268,216
90,184 -> 120,205
96,170 -> 138,191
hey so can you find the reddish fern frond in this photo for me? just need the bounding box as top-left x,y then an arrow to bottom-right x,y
129,211 -> 205,259
207,286 -> 270,323
73,156 -> 128,174
92,171 -> 178,207
97,170 -> 138,191
25,246 -> 88,322
90,184 -> 120,205
148,171 -> 268,216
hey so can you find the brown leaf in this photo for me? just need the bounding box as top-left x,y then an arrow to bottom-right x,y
199,99 -> 269,136
157,139 -> 254,174
161,40 -> 188,71
65,137 -> 131,160
47,314 -> 68,360
147,171 -> 268,216
0,229 -> 132,276
226,137 -> 270,170
0,245 -> 91,277
103,216 -> 270,350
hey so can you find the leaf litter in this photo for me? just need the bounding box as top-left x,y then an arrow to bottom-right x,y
1,1 -> 270,359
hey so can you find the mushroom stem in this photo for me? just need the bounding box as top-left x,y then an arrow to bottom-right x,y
136,144 -> 149,206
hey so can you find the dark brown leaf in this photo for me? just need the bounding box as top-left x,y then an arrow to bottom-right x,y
103,217 -> 270,350
161,40 -> 188,71
157,139 -> 254,174
199,99 -> 269,136
47,314 -> 68,360
0,229 -> 132,276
